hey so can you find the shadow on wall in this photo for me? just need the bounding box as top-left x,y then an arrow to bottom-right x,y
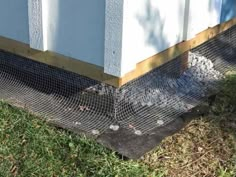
0,0 -> 29,43
221,0 -> 236,23
136,0 -> 228,54
135,0 -> 236,69
47,0 -> 106,67
136,0 -> 170,53
135,0 -> 186,71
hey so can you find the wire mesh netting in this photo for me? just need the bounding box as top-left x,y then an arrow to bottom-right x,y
0,26 -> 236,137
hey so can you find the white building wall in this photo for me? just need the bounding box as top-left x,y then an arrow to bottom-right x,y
46,0 -> 105,67
184,0 -> 222,40
120,0 -> 224,76
120,0 -> 186,76
184,0 -> 210,40
0,0 -> 233,77
0,0 -> 29,44
209,0 -> 222,27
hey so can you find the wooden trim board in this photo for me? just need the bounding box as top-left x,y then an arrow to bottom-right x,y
0,36 -> 119,87
0,18 -> 236,87
119,18 -> 236,86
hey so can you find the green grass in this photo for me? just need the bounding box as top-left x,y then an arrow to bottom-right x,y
0,103 -> 158,177
141,75 -> 236,176
0,75 -> 236,177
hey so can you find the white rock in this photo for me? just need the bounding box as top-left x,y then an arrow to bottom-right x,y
134,130 -> 142,136
147,102 -> 152,107
157,119 -> 164,126
91,130 -> 100,135
109,125 -> 119,131
75,121 -> 81,126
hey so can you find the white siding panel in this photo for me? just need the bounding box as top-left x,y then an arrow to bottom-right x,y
209,0 -> 222,27
46,0 -> 106,67
121,0 -> 186,76
184,0 -> 210,40
0,0 -> 29,44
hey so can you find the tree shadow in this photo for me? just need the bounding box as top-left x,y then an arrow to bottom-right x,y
135,1 -> 236,169
220,0 -> 236,23
135,0 -> 236,71
136,0 -> 170,54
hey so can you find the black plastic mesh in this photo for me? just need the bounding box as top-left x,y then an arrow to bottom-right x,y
0,25 -> 236,136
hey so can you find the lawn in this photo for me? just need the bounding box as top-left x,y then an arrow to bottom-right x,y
0,75 -> 236,177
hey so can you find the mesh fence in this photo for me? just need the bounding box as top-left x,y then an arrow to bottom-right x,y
0,25 -> 236,136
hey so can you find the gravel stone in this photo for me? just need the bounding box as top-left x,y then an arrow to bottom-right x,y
134,130 -> 142,136
91,130 -> 100,135
109,125 -> 120,131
